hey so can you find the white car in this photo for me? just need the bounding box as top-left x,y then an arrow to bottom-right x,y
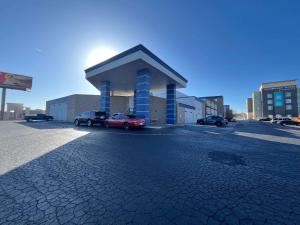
270,117 -> 291,124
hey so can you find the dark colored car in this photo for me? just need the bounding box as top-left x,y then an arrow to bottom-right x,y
259,117 -> 271,121
197,116 -> 228,127
74,111 -> 108,127
280,118 -> 300,126
105,113 -> 145,130
24,114 -> 53,122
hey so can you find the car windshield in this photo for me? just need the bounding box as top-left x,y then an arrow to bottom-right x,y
95,111 -> 106,116
127,115 -> 138,119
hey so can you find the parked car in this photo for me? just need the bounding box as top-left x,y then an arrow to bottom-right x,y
270,117 -> 291,124
197,116 -> 228,127
258,117 -> 271,121
105,113 -> 145,130
226,118 -> 236,122
74,111 -> 108,127
280,117 -> 300,126
24,114 -> 53,122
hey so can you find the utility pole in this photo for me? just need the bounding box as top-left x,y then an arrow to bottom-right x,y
0,88 -> 6,120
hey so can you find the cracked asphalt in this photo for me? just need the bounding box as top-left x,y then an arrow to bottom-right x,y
0,120 -> 300,225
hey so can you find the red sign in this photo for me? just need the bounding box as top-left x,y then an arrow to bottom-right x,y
0,72 -> 32,91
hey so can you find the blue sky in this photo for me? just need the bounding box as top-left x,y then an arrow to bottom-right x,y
1,0 -> 300,112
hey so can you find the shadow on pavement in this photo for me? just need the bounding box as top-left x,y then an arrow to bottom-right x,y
16,120 -> 174,135
232,121 -> 300,139
0,126 -> 300,224
16,121 -> 74,129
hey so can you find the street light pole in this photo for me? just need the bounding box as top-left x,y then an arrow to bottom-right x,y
0,88 -> 6,120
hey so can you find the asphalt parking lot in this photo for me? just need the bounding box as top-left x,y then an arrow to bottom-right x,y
0,120 -> 300,225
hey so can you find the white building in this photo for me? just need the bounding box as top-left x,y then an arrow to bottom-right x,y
153,91 -> 206,124
176,96 -> 205,123
6,103 -> 24,120
252,91 -> 262,120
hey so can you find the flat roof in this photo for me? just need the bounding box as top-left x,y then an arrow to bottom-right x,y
198,95 -> 223,98
85,44 -> 188,95
261,79 -> 297,85
260,80 -> 297,90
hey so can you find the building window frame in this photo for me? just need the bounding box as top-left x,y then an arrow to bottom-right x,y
285,92 -> 291,98
286,105 -> 292,110
285,99 -> 292,104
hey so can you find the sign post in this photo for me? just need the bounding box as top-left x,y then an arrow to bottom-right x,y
0,72 -> 32,120
0,88 -> 6,120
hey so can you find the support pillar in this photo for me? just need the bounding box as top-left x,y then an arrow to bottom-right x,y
0,88 -> 6,120
135,69 -> 150,124
100,81 -> 110,114
166,84 -> 176,124
133,90 -> 137,114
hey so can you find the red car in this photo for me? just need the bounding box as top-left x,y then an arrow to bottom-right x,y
105,113 -> 145,130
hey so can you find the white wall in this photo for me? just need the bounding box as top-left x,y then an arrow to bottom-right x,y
177,96 -> 205,121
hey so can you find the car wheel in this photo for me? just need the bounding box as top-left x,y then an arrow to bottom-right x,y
105,122 -> 109,128
74,119 -> 80,126
124,122 -> 130,130
87,120 -> 93,127
216,121 -> 222,127
199,121 -> 204,125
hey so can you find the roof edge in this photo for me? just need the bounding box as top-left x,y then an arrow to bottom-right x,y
261,79 -> 297,85
84,44 -> 188,83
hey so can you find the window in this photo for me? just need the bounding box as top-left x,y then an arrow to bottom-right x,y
127,115 -> 138,119
285,92 -> 291,98
267,99 -> 273,104
285,99 -> 291,104
119,114 -> 126,119
286,105 -> 292,110
83,112 -> 90,117
267,93 -> 273,99
111,114 -> 120,119
268,105 -> 273,110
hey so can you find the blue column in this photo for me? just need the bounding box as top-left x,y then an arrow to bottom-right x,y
100,81 -> 110,113
133,90 -> 137,114
166,84 -> 176,124
135,69 -> 150,124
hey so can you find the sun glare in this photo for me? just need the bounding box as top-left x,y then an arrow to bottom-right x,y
86,47 -> 117,68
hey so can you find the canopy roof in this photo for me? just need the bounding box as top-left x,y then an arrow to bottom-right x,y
85,44 -> 187,95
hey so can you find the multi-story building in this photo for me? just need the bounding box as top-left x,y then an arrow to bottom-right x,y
247,80 -> 298,119
197,96 -> 224,117
260,80 -> 298,118
223,105 -> 233,120
252,91 -> 262,120
298,88 -> 300,116
246,98 -> 253,119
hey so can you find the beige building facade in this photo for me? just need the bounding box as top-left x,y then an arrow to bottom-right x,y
46,94 -> 167,124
